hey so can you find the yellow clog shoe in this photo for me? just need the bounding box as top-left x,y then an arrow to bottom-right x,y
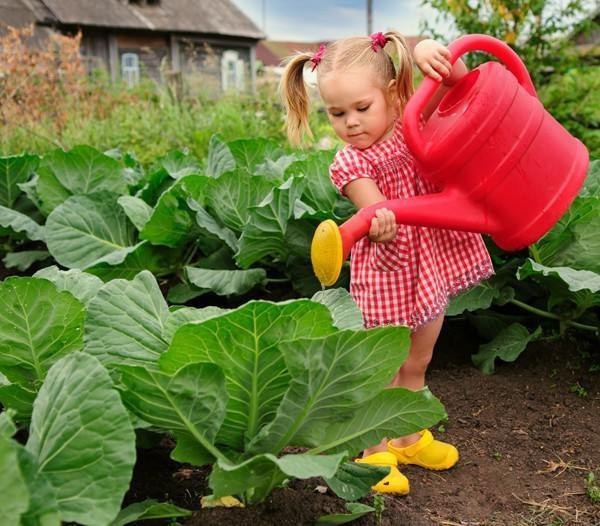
354,451 -> 410,495
387,429 -> 459,471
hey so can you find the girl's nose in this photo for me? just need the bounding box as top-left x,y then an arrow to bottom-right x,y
346,115 -> 360,128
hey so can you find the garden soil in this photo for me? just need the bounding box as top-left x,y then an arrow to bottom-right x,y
125,320 -> 600,526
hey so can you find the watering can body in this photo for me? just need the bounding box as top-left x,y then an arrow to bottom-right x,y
402,35 -> 589,251
311,34 -> 589,286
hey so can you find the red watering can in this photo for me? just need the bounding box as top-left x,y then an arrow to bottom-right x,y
311,34 -> 589,286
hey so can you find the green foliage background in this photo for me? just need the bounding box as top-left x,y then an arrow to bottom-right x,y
539,66 -> 600,158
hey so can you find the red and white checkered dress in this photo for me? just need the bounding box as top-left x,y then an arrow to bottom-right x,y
330,119 -> 495,331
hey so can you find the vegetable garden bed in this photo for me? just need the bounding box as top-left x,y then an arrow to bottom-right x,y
1,139 -> 598,526
122,325 -> 599,526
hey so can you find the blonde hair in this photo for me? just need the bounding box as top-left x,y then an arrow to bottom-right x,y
280,30 -> 415,146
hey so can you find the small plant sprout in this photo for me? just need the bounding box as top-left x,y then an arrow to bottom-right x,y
373,493 -> 385,526
585,472 -> 600,503
569,382 -> 588,398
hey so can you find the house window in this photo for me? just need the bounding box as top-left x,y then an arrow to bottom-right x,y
221,50 -> 245,92
121,53 -> 140,87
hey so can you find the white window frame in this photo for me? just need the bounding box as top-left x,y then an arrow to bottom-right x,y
221,50 -> 245,91
121,52 -> 140,87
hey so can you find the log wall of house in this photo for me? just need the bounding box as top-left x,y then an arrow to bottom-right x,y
79,29 -> 256,93
80,31 -> 110,73
116,33 -> 169,81
177,37 -> 252,95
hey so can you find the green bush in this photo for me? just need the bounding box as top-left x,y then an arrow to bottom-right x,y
539,66 -> 600,158
420,0 -> 596,85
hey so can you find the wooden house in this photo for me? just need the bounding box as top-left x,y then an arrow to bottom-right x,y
2,0 -> 265,92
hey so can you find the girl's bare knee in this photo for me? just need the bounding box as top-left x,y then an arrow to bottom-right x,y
402,351 -> 432,375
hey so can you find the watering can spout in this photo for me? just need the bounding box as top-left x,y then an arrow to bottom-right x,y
311,191 -> 493,287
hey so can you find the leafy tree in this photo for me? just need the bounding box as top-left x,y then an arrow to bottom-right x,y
420,0 -> 599,84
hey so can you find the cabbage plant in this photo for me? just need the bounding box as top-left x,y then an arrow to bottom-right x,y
84,271 -> 446,504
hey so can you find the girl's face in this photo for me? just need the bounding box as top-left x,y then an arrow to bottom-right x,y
319,68 -> 397,150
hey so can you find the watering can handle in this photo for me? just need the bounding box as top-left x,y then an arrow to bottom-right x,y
403,34 -> 537,160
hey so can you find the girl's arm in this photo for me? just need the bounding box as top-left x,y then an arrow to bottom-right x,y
344,178 -> 397,243
413,39 -> 469,120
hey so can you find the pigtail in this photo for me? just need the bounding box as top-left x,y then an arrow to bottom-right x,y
279,52 -> 314,146
384,30 -> 415,111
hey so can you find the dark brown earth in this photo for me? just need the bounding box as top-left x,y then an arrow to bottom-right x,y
124,319 -> 600,526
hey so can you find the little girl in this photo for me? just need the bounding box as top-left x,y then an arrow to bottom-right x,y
280,31 -> 495,496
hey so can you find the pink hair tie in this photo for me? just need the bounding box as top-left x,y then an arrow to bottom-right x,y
310,43 -> 326,71
370,32 -> 388,52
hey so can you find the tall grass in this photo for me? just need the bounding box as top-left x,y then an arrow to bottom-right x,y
1,78 -> 334,164
0,26 -> 333,164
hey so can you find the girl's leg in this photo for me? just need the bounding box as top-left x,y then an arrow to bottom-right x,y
362,314 -> 444,456
388,313 -> 444,447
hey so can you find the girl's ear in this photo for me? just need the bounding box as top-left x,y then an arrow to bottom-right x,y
387,79 -> 398,103
387,79 -> 401,116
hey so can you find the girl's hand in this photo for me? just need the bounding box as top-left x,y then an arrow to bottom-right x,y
413,39 -> 452,82
368,208 -> 397,243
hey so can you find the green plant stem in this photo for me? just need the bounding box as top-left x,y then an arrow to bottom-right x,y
529,243 -> 542,264
264,278 -> 290,283
182,242 -> 199,267
508,298 -> 599,333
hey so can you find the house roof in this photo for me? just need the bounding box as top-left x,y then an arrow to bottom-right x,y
0,0 -> 54,41
15,0 -> 265,39
257,36 -> 424,67
0,0 -> 39,28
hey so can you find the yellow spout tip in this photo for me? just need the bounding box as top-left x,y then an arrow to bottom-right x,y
311,219 -> 344,287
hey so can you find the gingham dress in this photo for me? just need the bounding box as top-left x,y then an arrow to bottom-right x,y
330,119 -> 495,331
